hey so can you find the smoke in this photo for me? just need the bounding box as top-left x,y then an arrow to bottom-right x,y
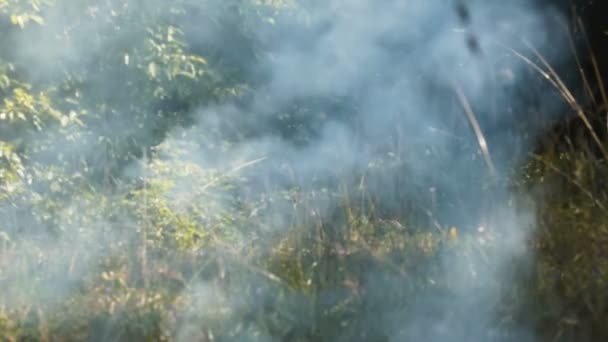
157,1 -> 569,341
1,0 -> 575,340
165,0 -> 568,229
177,1 -> 568,341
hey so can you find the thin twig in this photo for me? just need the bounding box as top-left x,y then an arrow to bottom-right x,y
567,25 -> 596,106
524,40 -> 608,160
496,39 -> 608,159
200,156 -> 268,192
452,82 -> 497,177
577,17 -> 608,128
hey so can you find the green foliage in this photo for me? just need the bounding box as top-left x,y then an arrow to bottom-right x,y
519,132 -> 608,341
0,0 -> 50,27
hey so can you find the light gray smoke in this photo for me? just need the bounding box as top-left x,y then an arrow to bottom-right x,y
1,0 -> 574,341
164,1 -> 569,341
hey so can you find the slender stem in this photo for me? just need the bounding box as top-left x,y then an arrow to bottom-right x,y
452,82 -> 497,177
